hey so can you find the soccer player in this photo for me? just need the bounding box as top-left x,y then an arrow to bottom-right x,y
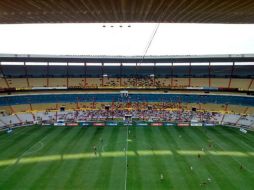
160,174 -> 164,181
93,145 -> 97,156
198,154 -> 201,159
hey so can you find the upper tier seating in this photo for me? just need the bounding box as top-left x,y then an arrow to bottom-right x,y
0,78 -> 252,90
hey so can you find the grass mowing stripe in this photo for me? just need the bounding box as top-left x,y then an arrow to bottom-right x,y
127,126 -> 143,190
0,126 -> 32,137
63,127 -> 105,189
132,127 -> 160,190
0,127 -> 55,176
214,127 -> 254,151
62,127 -> 100,189
208,127 -> 254,167
186,127 -> 233,190
107,128 -> 127,190
196,127 -> 254,189
0,127 -> 35,143
2,127 -> 74,189
157,127 -> 189,190
92,127 -> 123,189
76,127 -> 112,189
37,127 -> 87,190
225,127 -> 254,148
166,127 -> 205,189
1,126 -> 254,190
0,127 -> 43,156
96,127 -> 126,189
41,128 -> 92,189
203,128 -> 254,181
24,127 -> 80,189
58,127 -> 93,189
0,127 -> 61,189
90,127 -> 116,189
143,127 -> 173,190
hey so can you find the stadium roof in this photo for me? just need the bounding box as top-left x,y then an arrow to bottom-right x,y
1,0 -> 254,24
1,54 -> 254,63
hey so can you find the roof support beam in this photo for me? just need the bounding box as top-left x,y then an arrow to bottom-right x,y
248,78 -> 254,90
24,62 -> 30,87
46,62 -> 49,87
170,63 -> 173,87
188,62 -> 192,87
66,62 -> 69,88
228,62 -> 235,88
84,63 -> 87,88
0,62 -> 10,88
208,62 -> 211,87
120,63 -> 123,87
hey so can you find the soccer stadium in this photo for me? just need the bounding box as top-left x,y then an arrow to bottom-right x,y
0,1 -> 254,190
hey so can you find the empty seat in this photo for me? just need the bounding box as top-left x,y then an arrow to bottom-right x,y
230,79 -> 252,90
49,78 -> 67,87
7,78 -> 28,88
29,78 -> 47,87
211,78 -> 229,88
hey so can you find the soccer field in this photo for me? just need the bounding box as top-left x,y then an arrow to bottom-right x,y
0,126 -> 254,190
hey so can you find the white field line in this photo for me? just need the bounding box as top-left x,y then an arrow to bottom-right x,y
124,125 -> 129,190
13,132 -> 49,166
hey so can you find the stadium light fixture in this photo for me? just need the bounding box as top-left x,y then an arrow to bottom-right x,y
210,62 -> 233,66
86,63 -> 102,66
173,63 -> 190,66
156,63 -> 172,66
122,63 -> 136,66
49,62 -> 67,66
138,63 -> 154,66
191,63 -> 209,66
25,62 -> 48,66
235,62 -> 254,66
68,63 -> 84,66
1,62 -> 24,65
104,63 -> 121,66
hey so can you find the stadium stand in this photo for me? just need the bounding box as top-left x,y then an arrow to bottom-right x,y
7,78 -> 28,89
0,94 -> 253,114
0,110 -> 253,129
191,78 -> 209,87
68,78 -> 85,88
86,78 -> 101,88
230,79 -> 252,90
0,78 -> 8,88
0,92 -> 253,131
0,55 -> 253,132
0,77 -> 253,90
29,78 -> 47,88
0,55 -> 253,91
211,78 -> 230,88
49,78 -> 67,87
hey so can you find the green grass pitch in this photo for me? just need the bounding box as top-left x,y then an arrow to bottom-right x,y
0,126 -> 254,190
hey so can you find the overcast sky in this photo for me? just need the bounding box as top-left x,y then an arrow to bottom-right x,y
0,23 -> 253,56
